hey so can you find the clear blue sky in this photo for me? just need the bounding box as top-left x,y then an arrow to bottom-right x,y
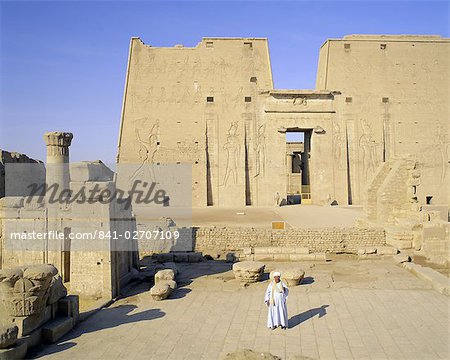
1,1 -> 448,163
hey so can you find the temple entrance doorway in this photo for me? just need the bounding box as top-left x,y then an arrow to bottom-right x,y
285,129 -> 312,204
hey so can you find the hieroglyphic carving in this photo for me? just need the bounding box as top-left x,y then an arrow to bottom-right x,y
332,122 -> 344,167
222,122 -> 240,185
254,124 -> 266,177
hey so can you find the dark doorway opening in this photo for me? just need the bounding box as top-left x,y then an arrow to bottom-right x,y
285,129 -> 312,204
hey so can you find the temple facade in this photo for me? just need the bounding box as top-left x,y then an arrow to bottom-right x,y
116,35 -> 450,208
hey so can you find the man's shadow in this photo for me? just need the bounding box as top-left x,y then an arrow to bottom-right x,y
289,305 -> 329,329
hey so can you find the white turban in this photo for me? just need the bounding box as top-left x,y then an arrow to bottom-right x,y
273,271 -> 281,277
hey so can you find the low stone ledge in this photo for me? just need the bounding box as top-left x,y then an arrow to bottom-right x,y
376,246 -> 399,255
402,263 -> 450,296
41,317 -> 73,344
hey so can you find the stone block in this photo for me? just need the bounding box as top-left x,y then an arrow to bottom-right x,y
294,247 -> 310,254
253,247 -> 269,254
226,253 -> 237,263
156,253 -> 174,263
232,261 -> 265,284
314,253 -> 327,261
357,247 -> 377,255
388,239 -> 412,250
155,269 -> 175,283
377,246 -> 398,255
159,280 -> 177,290
187,252 -> 203,263
173,253 -> 188,263
0,325 -> 18,349
253,254 -> 274,262
47,275 -> 68,305
280,247 -> 296,254
155,262 -> 178,276
58,295 -> 79,325
0,339 -> 27,360
288,254 -> 306,261
42,317 -> 73,344
21,328 -> 42,349
150,283 -> 172,301
281,269 -> 305,287
268,246 -> 282,254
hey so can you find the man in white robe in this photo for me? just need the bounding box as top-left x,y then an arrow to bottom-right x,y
264,272 -> 289,329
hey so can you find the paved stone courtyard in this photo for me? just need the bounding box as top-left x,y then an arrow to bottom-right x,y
32,257 -> 449,360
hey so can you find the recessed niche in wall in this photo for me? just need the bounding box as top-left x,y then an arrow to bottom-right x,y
344,43 -> 351,50
250,77 -> 257,83
345,97 -> 352,103
244,42 -> 253,49
206,41 -> 213,48
380,44 -> 387,50
206,97 -> 214,103
245,97 -> 252,102
382,97 -> 389,103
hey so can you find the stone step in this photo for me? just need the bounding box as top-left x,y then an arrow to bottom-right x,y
41,317 -> 73,344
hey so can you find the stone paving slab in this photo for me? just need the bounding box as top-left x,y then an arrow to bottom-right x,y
31,258 -> 449,360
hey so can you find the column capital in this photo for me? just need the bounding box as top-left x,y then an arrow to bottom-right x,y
43,132 -> 73,147
43,132 -> 73,156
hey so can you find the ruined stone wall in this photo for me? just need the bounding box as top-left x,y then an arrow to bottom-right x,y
194,226 -> 386,254
316,35 -> 450,206
0,150 -> 44,198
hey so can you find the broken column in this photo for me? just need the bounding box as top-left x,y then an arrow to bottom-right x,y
43,132 -> 73,273
43,132 -> 73,204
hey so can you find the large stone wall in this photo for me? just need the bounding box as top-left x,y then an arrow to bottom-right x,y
117,37 -> 274,207
316,35 -> 450,206
193,226 -> 386,254
117,35 -> 449,208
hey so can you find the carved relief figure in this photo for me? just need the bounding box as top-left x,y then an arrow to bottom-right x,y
130,120 -> 160,181
254,124 -> 266,177
222,122 -> 240,185
436,125 -> 449,183
359,119 -> 379,181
